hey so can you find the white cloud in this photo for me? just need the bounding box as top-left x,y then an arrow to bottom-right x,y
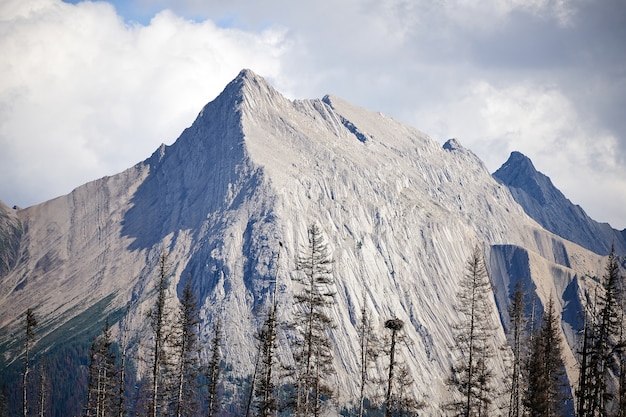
411,79 -> 626,228
1,0 -> 624,230
0,0 -> 287,207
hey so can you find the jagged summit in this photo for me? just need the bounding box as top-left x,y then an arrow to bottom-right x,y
495,151 -> 540,178
201,69 -> 289,118
493,151 -> 555,206
494,151 -> 626,255
442,138 -> 463,151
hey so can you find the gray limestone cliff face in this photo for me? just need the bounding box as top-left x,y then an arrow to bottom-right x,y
0,201 -> 22,278
0,70 -> 611,416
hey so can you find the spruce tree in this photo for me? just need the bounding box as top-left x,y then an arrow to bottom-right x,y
577,291 -> 593,417
507,282 -> 527,417
619,256 -> 626,417
148,252 -> 173,417
253,242 -> 283,417
117,316 -> 129,417
84,320 -> 118,417
524,295 -> 569,417
254,303 -> 279,417
447,245 -> 497,417
173,278 -> 200,417
292,223 -> 336,417
206,319 -> 222,417
583,245 -> 623,416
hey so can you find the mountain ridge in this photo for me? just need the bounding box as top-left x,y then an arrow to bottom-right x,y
493,151 -> 626,255
0,69 -> 612,416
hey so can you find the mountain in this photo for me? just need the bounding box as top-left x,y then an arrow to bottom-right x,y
493,151 -> 626,255
0,69 -> 613,415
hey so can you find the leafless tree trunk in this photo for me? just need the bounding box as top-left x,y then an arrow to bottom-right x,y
384,318 -> 403,417
23,308 -> 37,417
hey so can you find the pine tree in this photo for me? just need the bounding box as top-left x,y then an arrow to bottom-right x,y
507,282 -> 527,417
584,245 -> 623,416
84,320 -> 118,417
206,318 -> 222,417
524,295 -> 569,417
447,245 -> 497,417
117,316 -> 129,417
148,252 -> 173,417
292,223 -> 336,417
254,304 -> 279,417
577,291 -> 593,417
23,307 -> 37,417
253,242 -> 283,417
173,277 -> 200,417
618,256 -> 626,417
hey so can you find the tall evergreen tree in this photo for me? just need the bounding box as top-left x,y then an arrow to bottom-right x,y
253,242 -> 283,417
577,291 -> 594,417
447,245 -> 497,417
23,308 -> 37,417
583,245 -> 623,416
292,223 -> 336,417
148,252 -> 173,417
507,282 -> 527,417
84,320 -> 118,417
253,303 -> 279,417
206,318 -> 222,417
619,256 -> 626,417
117,315 -> 129,417
173,277 -> 200,417
524,296 -> 569,417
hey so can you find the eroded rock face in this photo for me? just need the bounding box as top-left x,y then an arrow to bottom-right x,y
0,201 -> 22,278
0,70 -> 612,415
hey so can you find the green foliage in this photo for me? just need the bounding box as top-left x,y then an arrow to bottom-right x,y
447,245 -> 498,417
291,223 -> 337,417
524,296 -> 570,417
0,294 -> 124,417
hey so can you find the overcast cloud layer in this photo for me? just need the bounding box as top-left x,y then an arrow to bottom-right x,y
1,0 -> 625,229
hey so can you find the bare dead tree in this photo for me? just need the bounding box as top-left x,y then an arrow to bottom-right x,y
23,308 -> 37,417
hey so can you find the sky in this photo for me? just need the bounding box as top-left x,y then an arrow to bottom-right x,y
1,0 -> 625,229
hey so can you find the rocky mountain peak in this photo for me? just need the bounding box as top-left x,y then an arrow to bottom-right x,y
493,151 -> 551,205
494,151 -> 626,255
0,70 -> 618,416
